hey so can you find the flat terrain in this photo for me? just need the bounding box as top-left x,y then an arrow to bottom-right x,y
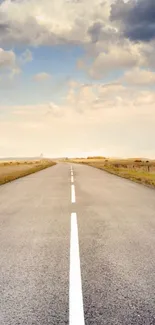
1,163 -> 155,324
0,159 -> 56,185
67,157 -> 155,188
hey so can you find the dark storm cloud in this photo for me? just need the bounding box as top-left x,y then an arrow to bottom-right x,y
111,0 -> 155,42
0,22 -> 8,31
88,22 -> 103,43
88,22 -> 118,43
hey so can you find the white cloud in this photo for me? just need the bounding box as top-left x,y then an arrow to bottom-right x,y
0,0 -> 154,80
122,67 -> 155,86
133,90 -> 155,107
33,72 -> 51,81
1,85 -> 155,158
67,83 -> 97,113
66,79 -> 155,118
88,41 -> 147,78
0,0 -> 112,46
47,102 -> 64,117
0,47 -> 21,80
0,48 -> 16,68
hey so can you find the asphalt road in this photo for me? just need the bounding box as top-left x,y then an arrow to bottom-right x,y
1,163 -> 155,324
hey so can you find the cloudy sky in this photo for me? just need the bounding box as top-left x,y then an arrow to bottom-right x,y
0,0 -> 155,158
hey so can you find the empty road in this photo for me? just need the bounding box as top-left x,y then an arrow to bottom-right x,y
0,163 -> 155,324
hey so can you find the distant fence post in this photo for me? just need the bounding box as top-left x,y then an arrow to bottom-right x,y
146,161 -> 150,172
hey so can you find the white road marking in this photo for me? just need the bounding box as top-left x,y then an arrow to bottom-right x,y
71,175 -> 74,183
71,185 -> 76,203
69,212 -> 85,325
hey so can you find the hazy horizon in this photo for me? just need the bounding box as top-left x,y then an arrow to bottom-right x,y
0,154 -> 155,161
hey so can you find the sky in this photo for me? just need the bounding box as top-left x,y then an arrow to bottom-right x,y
0,0 -> 155,158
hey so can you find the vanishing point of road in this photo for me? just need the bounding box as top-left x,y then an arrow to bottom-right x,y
0,163 -> 155,325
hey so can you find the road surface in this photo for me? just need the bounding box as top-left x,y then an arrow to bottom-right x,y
0,163 -> 155,324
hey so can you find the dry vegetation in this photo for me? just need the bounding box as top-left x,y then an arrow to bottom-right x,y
0,159 -> 56,185
66,157 -> 155,188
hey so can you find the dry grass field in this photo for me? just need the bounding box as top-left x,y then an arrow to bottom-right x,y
0,159 -> 56,185
66,157 -> 155,188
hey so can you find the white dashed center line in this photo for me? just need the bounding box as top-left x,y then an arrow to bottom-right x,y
69,166 -> 84,324
69,212 -> 85,325
71,166 -> 76,203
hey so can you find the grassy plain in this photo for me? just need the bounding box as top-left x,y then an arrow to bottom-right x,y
66,157 -> 155,188
0,159 -> 56,185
